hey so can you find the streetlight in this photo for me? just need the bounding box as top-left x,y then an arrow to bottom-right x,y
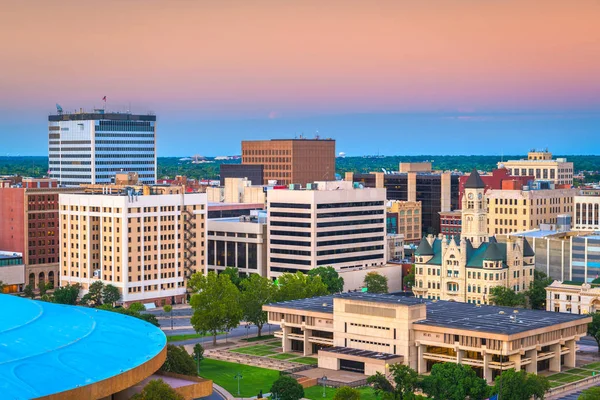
245,324 -> 251,341
321,375 -> 328,398
197,349 -> 201,376
234,372 -> 243,396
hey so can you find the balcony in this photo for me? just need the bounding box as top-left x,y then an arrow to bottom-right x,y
309,336 -> 334,345
537,351 -> 555,361
462,357 -> 484,367
274,331 -> 283,339
423,352 -> 457,363
489,361 -> 515,370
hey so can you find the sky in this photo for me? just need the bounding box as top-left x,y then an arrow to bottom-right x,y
1,0 -> 599,156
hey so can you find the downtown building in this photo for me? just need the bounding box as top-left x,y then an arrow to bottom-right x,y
500,149 -> 574,186
267,181 -> 386,278
48,110 -> 156,186
59,186 -> 206,305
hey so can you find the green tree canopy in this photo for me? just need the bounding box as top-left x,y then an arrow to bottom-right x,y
588,312 -> 600,352
366,372 -> 394,396
130,378 -> 184,400
421,363 -> 489,400
364,272 -> 388,294
102,284 -> 121,305
333,386 -> 360,400
128,302 -> 146,313
240,274 -> 275,337
270,375 -> 304,400
222,266 -> 245,289
491,369 -> 550,400
489,286 -> 526,308
81,280 -> 105,306
525,270 -> 553,310
308,266 -> 344,294
53,284 -> 80,305
192,343 -> 204,363
275,272 -> 329,302
579,386 -> 600,399
160,345 -> 197,376
388,364 -> 418,399
190,271 -> 242,345
23,285 -> 35,299
404,265 -> 415,291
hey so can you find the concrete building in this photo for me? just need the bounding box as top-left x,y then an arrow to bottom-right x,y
48,110 -> 156,186
265,292 -> 589,381
242,138 -> 335,186
349,168 -> 460,235
59,188 -> 206,305
0,178 -> 81,291
267,181 -> 386,278
386,201 -> 421,243
500,149 -> 574,186
206,177 -> 267,206
0,251 -> 25,294
413,170 -> 536,304
458,168 -> 534,208
574,194 -> 600,230
207,211 -> 268,277
545,280 -> 600,314
485,183 -> 576,235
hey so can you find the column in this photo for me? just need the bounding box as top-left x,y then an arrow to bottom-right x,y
549,343 -> 561,373
456,348 -> 464,365
509,353 -> 522,371
564,340 -> 576,369
525,349 -> 538,374
417,344 -> 426,374
303,328 -> 313,356
282,325 -> 291,353
483,353 -> 493,384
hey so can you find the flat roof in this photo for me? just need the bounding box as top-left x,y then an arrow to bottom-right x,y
48,112 -> 156,122
320,346 -> 402,361
267,292 -> 589,335
0,295 -> 166,399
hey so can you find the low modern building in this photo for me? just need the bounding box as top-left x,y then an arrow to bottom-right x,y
267,181 -> 386,278
0,251 -> 25,293
264,292 -> 589,382
59,188 -> 207,305
1,295 -> 212,400
207,211 -> 268,277
386,200 -> 422,243
500,149 -> 574,186
545,280 -> 600,314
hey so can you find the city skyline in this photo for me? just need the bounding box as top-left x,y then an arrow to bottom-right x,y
2,0 -> 599,155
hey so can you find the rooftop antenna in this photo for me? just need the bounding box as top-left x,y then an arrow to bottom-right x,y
56,104 -> 63,114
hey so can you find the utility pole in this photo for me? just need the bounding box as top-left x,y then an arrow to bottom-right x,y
234,372 -> 243,396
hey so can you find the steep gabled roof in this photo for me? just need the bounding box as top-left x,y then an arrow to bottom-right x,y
415,237 -> 434,256
523,238 -> 535,257
483,241 -> 505,261
464,168 -> 486,189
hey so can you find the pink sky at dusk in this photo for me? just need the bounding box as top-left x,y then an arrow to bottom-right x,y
1,0 -> 599,118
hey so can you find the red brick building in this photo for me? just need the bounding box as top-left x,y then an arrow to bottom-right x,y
0,178 -> 80,291
458,168 -> 533,208
439,210 -> 462,235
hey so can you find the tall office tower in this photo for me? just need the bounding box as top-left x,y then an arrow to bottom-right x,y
266,181 -> 386,278
59,188 -> 206,306
0,178 -> 81,292
48,109 -> 157,187
241,138 -> 335,186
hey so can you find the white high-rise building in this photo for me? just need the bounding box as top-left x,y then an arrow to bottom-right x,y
48,109 -> 157,186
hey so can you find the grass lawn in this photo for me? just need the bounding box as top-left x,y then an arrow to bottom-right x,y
292,356 -> 319,365
199,358 -> 280,397
304,386 -> 377,400
269,353 -> 300,361
166,332 -> 222,342
240,335 -> 276,343
583,361 -> 600,370
230,344 -> 278,357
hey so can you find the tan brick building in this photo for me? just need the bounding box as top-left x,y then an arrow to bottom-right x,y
413,170 -> 535,304
265,292 -> 589,382
386,200 -> 422,243
59,189 -> 206,305
241,138 -> 335,186
500,150 -> 574,186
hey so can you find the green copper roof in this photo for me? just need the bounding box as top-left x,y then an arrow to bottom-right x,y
415,237 -> 434,256
483,241 -> 505,261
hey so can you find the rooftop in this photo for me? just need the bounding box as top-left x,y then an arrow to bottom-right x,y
267,292 -> 589,335
49,111 -> 156,122
0,295 -> 165,399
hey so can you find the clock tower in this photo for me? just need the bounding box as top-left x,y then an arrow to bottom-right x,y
461,168 -> 488,248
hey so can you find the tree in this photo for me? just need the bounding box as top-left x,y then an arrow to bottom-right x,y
367,372 -> 394,396
404,265 -> 415,291
491,369 -> 550,400
160,345 -> 197,376
489,286 -> 526,308
130,378 -> 184,400
270,375 -> 304,400
275,272 -> 329,302
138,313 -> 160,327
333,386 -> 360,400
164,304 -> 174,330
364,272 -> 388,294
579,386 -> 600,399
421,363 -> 489,400
53,283 -> 80,305
308,266 -> 344,294
128,302 -> 146,313
222,266 -> 244,289
38,281 -> 47,296
102,284 -> 121,305
192,343 -> 204,364
0,280 -> 5,293
525,270 -> 553,310
588,312 -> 600,352
23,284 -> 35,299
81,280 -> 104,306
190,271 -> 242,345
388,364 -> 418,399
240,274 -> 275,337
